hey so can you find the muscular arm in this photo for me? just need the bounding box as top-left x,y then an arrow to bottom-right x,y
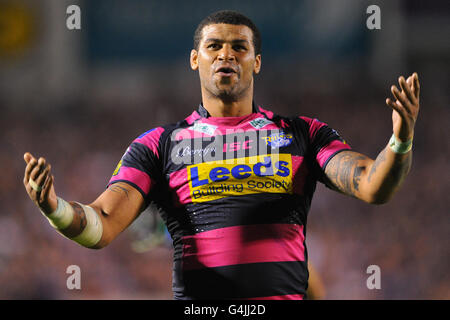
88,182 -> 145,248
23,152 -> 145,249
323,73 -> 419,204
324,148 -> 411,204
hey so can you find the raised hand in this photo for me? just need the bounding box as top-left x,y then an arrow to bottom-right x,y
386,72 -> 420,142
23,152 -> 57,215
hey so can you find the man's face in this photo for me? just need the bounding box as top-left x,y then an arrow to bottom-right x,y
191,23 -> 261,102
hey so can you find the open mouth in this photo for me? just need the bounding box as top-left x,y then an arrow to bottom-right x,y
215,66 -> 237,76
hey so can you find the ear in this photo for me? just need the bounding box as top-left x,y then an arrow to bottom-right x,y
190,49 -> 199,71
253,54 -> 261,74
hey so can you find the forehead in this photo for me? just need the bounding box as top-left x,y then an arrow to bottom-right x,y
200,23 -> 253,43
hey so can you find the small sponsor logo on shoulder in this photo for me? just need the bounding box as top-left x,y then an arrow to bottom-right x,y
249,118 -> 273,129
331,128 -> 347,144
112,146 -> 131,176
262,131 -> 293,149
122,146 -> 131,158
112,159 -> 122,176
189,122 -> 217,135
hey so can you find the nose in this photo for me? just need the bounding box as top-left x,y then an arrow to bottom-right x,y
218,44 -> 236,62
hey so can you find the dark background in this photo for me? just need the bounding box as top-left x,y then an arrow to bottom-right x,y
0,0 -> 448,299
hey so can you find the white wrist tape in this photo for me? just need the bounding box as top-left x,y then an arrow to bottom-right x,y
389,134 -> 412,154
70,203 -> 103,248
41,198 -> 103,248
41,197 -> 74,230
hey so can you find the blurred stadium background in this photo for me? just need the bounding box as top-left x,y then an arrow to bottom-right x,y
0,0 -> 448,299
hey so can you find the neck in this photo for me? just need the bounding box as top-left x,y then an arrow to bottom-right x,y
201,85 -> 254,117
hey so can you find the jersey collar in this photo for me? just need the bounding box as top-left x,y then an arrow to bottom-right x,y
197,102 -> 260,118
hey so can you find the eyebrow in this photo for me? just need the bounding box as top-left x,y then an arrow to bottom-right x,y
204,38 -> 249,45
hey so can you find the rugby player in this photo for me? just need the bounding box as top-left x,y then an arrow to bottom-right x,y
23,10 -> 420,299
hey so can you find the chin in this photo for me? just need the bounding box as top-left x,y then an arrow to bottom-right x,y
217,91 -> 238,103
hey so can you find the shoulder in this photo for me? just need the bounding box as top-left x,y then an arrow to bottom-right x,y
256,105 -> 294,130
134,117 -> 193,146
125,117 -> 189,161
256,106 -> 324,142
257,105 -> 326,129
296,116 -> 333,141
297,116 -> 329,130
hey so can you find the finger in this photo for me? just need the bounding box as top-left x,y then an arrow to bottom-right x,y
399,76 -> 416,105
40,174 -> 53,203
410,76 -> 416,104
38,157 -> 46,166
24,152 -> 33,164
413,72 -> 420,98
38,174 -> 50,203
406,76 -> 412,87
407,76 -> 413,95
35,164 -> 51,189
25,178 -> 39,201
29,163 -> 43,182
391,85 -> 412,112
386,98 -> 406,116
24,157 -> 38,186
30,157 -> 46,181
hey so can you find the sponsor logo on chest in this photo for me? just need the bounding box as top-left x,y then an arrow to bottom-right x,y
187,154 -> 293,203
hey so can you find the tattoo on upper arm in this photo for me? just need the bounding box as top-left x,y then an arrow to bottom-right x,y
108,183 -> 130,199
367,149 -> 386,183
325,152 -> 367,196
353,166 -> 364,191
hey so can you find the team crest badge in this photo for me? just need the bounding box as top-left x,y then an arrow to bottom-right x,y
189,122 -> 217,135
262,131 -> 293,149
249,118 -> 273,129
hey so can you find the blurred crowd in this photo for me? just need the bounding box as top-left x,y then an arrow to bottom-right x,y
0,73 -> 448,299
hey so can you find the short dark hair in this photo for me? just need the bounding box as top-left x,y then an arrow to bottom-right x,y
193,10 -> 261,55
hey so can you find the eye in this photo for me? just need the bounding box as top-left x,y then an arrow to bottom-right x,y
233,45 -> 247,51
207,43 -> 220,49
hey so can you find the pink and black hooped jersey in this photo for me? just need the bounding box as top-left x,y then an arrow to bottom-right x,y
108,103 -> 351,300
